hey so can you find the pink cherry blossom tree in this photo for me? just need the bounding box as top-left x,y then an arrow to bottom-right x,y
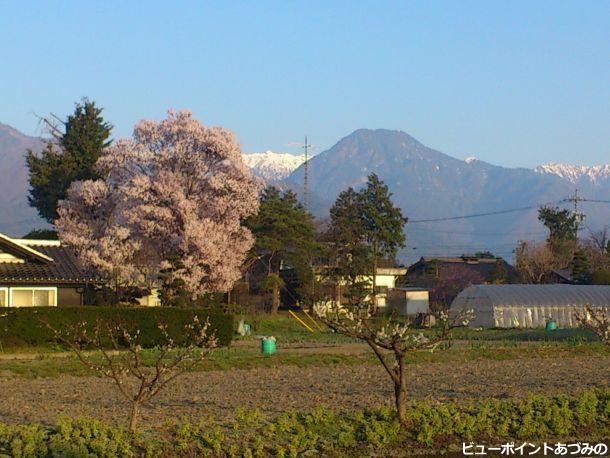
56,110 -> 260,303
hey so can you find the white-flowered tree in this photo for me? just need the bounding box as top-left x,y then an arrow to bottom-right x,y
575,305 -> 609,345
56,110 -> 260,304
314,302 -> 473,426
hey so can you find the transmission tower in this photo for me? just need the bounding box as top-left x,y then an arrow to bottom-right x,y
302,136 -> 311,211
287,137 -> 319,211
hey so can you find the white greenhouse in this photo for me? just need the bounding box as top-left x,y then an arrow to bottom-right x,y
450,284 -> 610,328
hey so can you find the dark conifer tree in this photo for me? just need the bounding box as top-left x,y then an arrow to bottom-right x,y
326,175 -> 407,311
571,249 -> 591,284
246,187 -> 319,313
358,174 -> 407,310
26,99 -> 112,223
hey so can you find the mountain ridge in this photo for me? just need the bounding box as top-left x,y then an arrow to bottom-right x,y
0,123 -> 47,236
284,129 -> 610,261
1,124 -> 609,262
534,163 -> 610,185
243,150 -> 305,182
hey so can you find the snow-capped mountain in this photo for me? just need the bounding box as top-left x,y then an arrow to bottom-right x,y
535,163 -> 610,185
285,129 -> 610,262
243,151 -> 305,182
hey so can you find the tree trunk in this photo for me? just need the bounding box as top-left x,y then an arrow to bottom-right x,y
336,282 -> 341,306
271,283 -> 280,314
372,251 -> 378,313
394,354 -> 408,426
129,402 -> 139,433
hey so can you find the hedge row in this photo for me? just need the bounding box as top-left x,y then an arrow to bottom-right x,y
0,389 -> 608,457
0,307 -> 233,348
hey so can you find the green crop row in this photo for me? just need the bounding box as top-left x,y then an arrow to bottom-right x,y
1,389 -> 608,457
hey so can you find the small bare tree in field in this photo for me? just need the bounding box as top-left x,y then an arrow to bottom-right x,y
41,316 -> 216,432
314,302 -> 473,426
575,305 -> 610,345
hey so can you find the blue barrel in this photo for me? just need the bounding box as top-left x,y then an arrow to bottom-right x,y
545,320 -> 557,331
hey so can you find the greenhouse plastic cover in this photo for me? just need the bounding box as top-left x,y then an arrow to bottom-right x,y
451,284 -> 610,328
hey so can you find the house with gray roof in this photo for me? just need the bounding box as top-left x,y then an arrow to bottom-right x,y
0,233 -> 98,307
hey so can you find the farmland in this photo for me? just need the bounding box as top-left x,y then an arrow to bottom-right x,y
0,313 -> 608,456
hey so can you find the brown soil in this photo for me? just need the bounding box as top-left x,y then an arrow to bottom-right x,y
0,356 -> 607,429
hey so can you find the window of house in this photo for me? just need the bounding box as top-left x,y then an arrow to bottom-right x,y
9,288 -> 57,307
0,288 -> 7,307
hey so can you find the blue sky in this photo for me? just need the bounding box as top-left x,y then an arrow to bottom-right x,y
1,0 -> 609,167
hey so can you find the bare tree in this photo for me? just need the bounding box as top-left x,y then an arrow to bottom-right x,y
515,240 -> 573,284
575,305 -> 609,345
588,227 -> 609,254
314,302 -> 472,426
582,227 -> 610,273
41,316 -> 216,432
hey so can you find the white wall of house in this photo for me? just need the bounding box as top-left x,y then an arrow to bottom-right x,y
318,267 -> 407,308
387,288 -> 430,315
1,286 -> 58,307
137,289 -> 161,307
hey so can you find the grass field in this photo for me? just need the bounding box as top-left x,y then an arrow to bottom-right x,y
0,312 -> 607,379
241,311 -> 600,342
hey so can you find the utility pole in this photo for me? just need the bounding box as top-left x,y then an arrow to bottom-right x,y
565,188 -> 586,236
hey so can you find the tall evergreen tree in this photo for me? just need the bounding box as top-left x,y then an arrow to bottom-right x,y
538,206 -> 579,245
358,174 -> 407,310
571,249 -> 591,284
26,99 -> 112,223
326,175 -> 407,311
247,187 -> 319,314
326,187 -> 372,307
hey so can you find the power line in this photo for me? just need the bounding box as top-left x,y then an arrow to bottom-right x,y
407,227 -> 548,237
581,198 -> 610,204
408,204 -> 547,224
407,195 -> 610,225
398,192 -> 610,261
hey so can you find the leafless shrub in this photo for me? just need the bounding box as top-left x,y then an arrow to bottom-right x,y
40,316 -> 216,432
314,302 -> 473,426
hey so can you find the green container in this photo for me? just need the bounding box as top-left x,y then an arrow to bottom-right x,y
261,338 -> 277,355
545,321 -> 558,331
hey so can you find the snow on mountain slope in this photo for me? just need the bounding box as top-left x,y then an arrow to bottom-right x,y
534,163 -> 610,184
243,151 -> 305,181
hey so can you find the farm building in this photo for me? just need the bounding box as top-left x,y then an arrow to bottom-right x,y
450,284 -> 610,328
387,287 -> 429,316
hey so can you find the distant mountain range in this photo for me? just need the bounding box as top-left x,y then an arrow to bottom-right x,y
0,123 -> 47,236
534,163 -> 610,185
243,151 -> 305,182
1,124 -> 609,263
283,129 -> 610,261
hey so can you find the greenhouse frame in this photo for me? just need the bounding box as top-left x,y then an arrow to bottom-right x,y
450,284 -> 610,328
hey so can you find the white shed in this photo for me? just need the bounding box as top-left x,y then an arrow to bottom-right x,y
450,284 -> 610,328
387,287 -> 430,316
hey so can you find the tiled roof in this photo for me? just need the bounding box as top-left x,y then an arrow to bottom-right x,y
0,244 -> 100,284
